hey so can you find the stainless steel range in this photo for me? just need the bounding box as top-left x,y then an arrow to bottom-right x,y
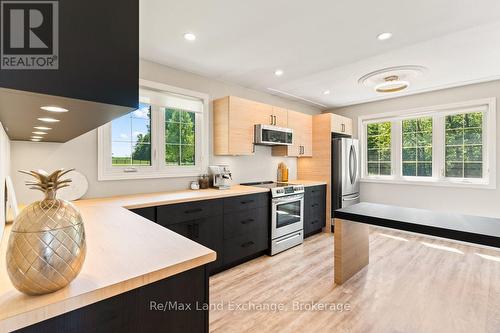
241,182 -> 304,255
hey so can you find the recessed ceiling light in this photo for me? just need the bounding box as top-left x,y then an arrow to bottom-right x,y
34,126 -> 52,130
274,69 -> 284,76
32,131 -> 47,135
183,32 -> 196,41
31,136 -> 43,139
38,117 -> 60,123
323,90 -> 331,95
377,32 -> 392,41
30,138 -> 41,142
41,106 -> 68,113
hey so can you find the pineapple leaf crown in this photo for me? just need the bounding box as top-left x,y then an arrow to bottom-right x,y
20,168 -> 74,197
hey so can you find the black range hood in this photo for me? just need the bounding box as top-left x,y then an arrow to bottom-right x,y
0,0 -> 139,142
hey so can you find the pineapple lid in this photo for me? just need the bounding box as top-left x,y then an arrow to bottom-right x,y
12,169 -> 83,232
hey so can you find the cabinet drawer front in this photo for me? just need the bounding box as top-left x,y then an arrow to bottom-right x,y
223,207 -> 268,239
157,200 -> 223,226
223,229 -> 268,265
223,193 -> 268,213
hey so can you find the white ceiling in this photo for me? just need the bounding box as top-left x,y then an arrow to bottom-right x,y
140,0 -> 500,109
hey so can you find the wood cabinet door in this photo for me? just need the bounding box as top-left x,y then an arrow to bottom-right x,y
300,112 -> 313,157
228,97 -> 272,154
331,114 -> 353,135
272,106 -> 288,127
286,110 -> 312,157
286,110 -> 304,157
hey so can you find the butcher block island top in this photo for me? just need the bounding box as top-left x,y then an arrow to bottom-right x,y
0,185 -> 269,332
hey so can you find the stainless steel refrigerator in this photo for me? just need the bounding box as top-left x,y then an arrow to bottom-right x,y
331,137 -> 360,230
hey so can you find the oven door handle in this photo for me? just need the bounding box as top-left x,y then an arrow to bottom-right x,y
272,195 -> 304,204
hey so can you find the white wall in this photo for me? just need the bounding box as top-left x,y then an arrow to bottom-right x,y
330,80 -> 500,218
0,122 -> 11,228
10,60 -> 320,203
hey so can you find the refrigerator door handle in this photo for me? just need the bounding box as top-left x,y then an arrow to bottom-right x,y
352,144 -> 358,184
343,195 -> 360,201
349,144 -> 356,184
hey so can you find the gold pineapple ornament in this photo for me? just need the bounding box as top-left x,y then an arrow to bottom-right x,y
6,169 -> 86,295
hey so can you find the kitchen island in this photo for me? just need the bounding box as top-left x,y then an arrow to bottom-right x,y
0,185 -> 268,332
333,202 -> 500,284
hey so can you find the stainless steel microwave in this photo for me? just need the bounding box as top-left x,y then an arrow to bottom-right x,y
254,124 -> 293,146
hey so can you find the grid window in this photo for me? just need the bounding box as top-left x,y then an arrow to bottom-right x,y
165,108 -> 196,166
366,121 -> 392,176
111,103 -> 152,166
402,117 -> 432,177
445,112 -> 483,178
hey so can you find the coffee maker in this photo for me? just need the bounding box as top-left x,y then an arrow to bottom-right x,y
209,165 -> 232,190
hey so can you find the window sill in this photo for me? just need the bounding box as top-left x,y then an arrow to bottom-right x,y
98,169 -> 202,181
360,177 -> 496,190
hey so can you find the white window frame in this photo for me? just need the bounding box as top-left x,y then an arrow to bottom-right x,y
98,79 -> 209,181
359,98 -> 496,189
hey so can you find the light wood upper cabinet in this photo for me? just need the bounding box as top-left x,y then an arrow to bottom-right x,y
213,96 -> 269,155
331,114 -> 353,135
271,106 -> 288,127
272,110 -> 312,157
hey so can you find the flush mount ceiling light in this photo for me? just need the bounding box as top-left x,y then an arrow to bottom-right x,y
30,138 -> 41,142
40,106 -> 68,113
34,126 -> 52,130
183,32 -> 196,41
38,117 -> 60,123
32,131 -> 47,135
377,32 -> 392,41
323,90 -> 331,95
358,65 -> 427,94
31,136 -> 43,139
274,69 -> 284,76
374,75 -> 409,93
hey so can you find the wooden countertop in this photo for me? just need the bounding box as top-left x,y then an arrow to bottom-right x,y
0,185 -> 269,332
284,180 -> 327,187
75,185 -> 270,209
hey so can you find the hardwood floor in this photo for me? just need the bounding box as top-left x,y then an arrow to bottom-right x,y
209,228 -> 500,333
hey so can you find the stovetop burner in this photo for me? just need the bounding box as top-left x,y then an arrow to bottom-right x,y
240,181 -> 289,189
240,181 -> 304,197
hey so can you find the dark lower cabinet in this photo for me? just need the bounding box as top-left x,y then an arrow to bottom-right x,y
167,216 -> 224,274
304,185 -> 327,237
130,193 -> 270,275
15,266 -> 209,333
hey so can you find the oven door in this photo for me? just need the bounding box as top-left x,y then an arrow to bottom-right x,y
271,194 -> 304,239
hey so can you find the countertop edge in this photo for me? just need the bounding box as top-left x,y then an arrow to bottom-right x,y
1,251 -> 216,332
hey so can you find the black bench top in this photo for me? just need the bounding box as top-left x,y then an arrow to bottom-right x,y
335,202 -> 500,248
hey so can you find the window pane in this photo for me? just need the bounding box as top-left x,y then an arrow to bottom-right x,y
446,162 -> 463,177
464,163 -> 482,178
380,163 -> 391,175
164,108 -> 196,167
401,117 -> 432,177
165,144 -> 180,165
111,104 -> 152,166
417,163 -> 432,177
366,122 -> 391,176
367,163 -> 379,175
445,112 -> 483,179
402,163 -> 416,176
112,142 -> 132,166
131,144 -> 151,165
181,145 -> 195,165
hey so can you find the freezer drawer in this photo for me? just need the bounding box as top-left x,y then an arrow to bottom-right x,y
341,193 -> 360,208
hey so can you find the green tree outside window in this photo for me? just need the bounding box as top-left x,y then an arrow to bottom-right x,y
366,121 -> 391,176
402,117 -> 432,177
